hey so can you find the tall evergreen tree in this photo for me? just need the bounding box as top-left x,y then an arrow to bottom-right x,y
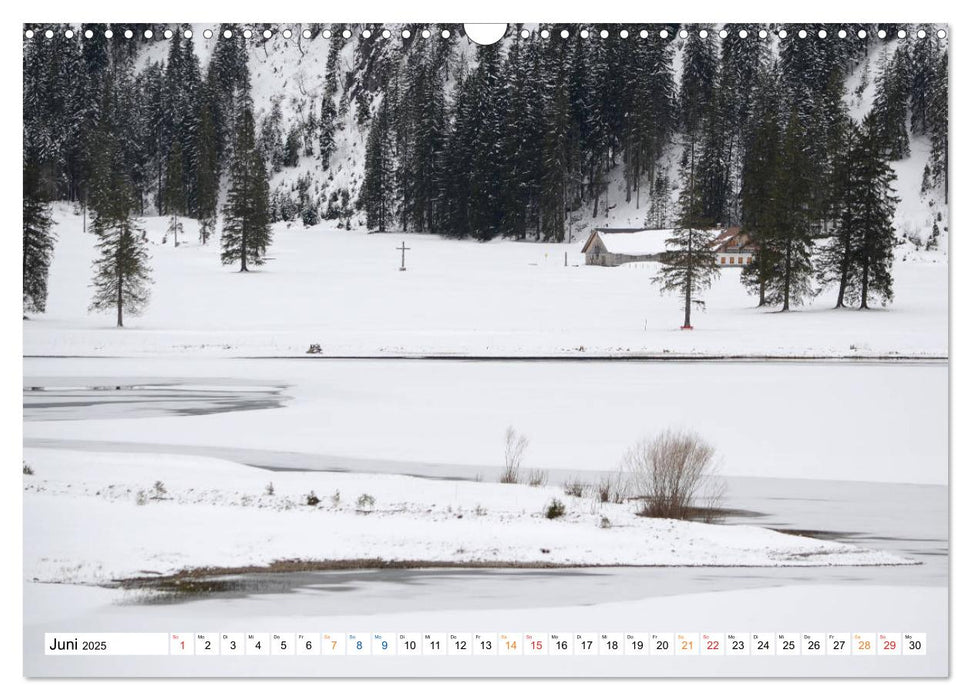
163,140 -> 185,246
195,98 -> 219,244
88,80 -> 153,328
819,114 -> 899,309
740,65 -> 784,306
23,162 -> 56,315
871,45 -> 912,160
220,101 -> 272,270
653,139 -> 720,329
360,102 -> 396,232
761,109 -> 817,310
928,50 -> 948,203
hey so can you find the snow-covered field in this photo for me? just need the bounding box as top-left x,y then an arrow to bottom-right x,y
23,205 -> 948,358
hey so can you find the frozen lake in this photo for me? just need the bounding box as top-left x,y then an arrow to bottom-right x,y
22,357 -> 949,676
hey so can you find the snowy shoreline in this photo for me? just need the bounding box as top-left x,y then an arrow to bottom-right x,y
24,448 -> 913,587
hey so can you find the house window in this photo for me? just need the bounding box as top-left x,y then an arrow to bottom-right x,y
721,257 -> 726,264
730,257 -> 735,264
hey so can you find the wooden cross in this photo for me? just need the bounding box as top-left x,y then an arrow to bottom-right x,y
397,241 -> 411,271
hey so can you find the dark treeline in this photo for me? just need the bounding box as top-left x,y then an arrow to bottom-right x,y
23,23 -> 948,318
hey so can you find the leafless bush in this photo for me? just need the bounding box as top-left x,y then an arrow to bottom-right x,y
596,473 -> 627,504
500,426 -> 529,484
563,478 -> 587,498
622,429 -> 724,521
527,469 -> 548,487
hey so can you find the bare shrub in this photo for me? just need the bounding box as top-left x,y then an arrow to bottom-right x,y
264,482 -> 275,496
305,491 -> 320,506
356,493 -> 375,511
23,461 -> 34,476
527,469 -> 548,487
596,473 -> 627,504
500,426 -> 529,484
622,429 -> 724,521
563,478 -> 587,498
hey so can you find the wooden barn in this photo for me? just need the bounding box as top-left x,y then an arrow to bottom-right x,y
711,226 -> 758,267
581,228 -> 670,267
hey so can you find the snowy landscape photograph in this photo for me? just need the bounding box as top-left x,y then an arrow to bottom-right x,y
21,22 -> 948,678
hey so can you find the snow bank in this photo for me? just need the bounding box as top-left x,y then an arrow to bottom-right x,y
23,449 -> 911,585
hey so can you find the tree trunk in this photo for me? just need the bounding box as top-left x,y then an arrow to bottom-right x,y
835,234 -> 851,308
240,224 -> 249,272
782,241 -> 792,311
116,277 -> 124,328
860,256 -> 870,309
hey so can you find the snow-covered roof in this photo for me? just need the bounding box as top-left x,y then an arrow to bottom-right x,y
594,229 -> 671,256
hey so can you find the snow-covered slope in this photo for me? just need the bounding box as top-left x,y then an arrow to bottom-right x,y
140,24 -> 947,250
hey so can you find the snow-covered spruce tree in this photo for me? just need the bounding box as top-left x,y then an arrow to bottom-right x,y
739,65 -> 783,307
220,101 -> 272,271
23,162 -> 56,316
319,92 -> 337,166
163,140 -> 185,246
928,50 -> 948,203
760,109 -> 817,311
360,102 -> 396,232
653,139 -> 720,329
871,44 -> 912,161
195,98 -> 219,244
822,114 -> 899,309
88,133 -> 152,327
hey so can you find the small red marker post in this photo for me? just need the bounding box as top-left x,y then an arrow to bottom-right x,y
681,325 -> 693,330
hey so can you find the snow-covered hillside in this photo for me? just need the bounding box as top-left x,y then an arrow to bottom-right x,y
159,24 -> 946,249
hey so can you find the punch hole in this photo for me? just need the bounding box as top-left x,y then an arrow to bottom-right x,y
463,24 -> 507,45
